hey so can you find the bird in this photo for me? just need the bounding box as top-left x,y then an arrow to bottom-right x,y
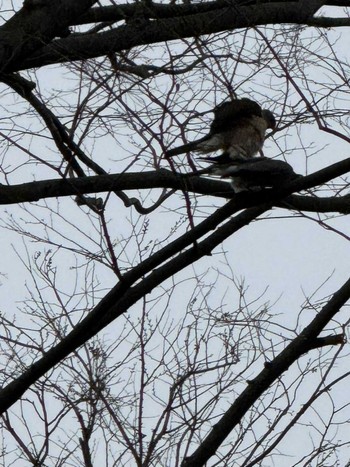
165,98 -> 276,160
193,155 -> 301,192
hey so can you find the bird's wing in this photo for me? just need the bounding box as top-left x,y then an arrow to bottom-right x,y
219,159 -> 300,185
210,98 -> 263,134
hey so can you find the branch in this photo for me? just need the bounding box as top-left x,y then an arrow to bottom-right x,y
0,73 -> 164,214
0,158 -> 349,213
308,334 -> 345,349
280,194 -> 350,214
1,1 -> 347,73
0,0 -> 98,72
307,17 -> 350,27
15,3 -> 317,71
0,154 -> 348,414
0,201 -> 270,414
1,73 -> 86,177
182,278 -> 350,467
72,1 -> 350,26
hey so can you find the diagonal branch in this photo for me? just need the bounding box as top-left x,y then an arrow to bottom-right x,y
0,146 -> 349,413
182,277 -> 350,467
0,202 -> 270,414
0,73 -> 162,214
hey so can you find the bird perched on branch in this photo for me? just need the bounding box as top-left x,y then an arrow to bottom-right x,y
194,155 -> 301,192
165,98 -> 276,160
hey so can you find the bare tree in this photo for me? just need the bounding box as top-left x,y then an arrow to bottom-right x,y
0,1 -> 349,465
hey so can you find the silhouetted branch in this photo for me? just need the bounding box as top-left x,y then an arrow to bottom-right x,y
0,162 -> 349,214
16,3 -> 324,71
182,279 -> 350,467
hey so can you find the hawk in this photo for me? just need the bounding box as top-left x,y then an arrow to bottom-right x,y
165,98 -> 276,160
196,155 -> 300,192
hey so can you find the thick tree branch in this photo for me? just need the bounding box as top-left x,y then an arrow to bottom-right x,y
15,3 -> 319,71
0,154 -> 349,412
1,0 -> 346,73
0,0 -> 97,72
70,1 -> 350,26
280,193 -> 350,214
0,158 -> 349,213
307,17 -> 350,27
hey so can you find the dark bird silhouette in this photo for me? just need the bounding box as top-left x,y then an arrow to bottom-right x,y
165,98 -> 276,160
195,155 -> 301,192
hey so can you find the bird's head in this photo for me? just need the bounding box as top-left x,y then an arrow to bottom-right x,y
262,109 -> 276,130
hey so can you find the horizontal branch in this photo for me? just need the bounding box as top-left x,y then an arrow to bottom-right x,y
308,334 -> 345,349
0,152 -> 348,416
1,1 -> 347,73
308,17 -> 350,27
17,2 -> 317,71
280,193 -> 350,214
74,0 -> 332,25
0,158 -> 349,213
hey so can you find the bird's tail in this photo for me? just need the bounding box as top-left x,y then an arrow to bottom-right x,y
197,156 -> 216,163
164,141 -> 201,158
164,134 -> 216,158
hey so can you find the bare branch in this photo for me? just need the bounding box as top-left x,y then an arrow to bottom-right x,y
15,3 -> 321,71
183,278 -> 350,467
